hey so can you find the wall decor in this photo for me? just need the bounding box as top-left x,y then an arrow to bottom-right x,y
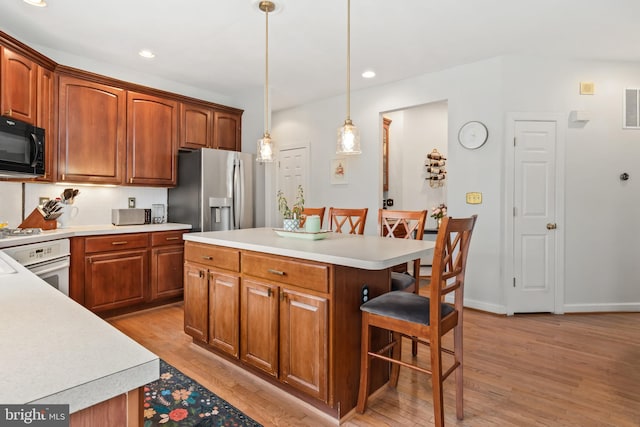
458,120 -> 488,149
331,158 -> 348,185
425,149 -> 446,188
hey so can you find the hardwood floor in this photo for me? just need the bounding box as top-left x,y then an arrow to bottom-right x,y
108,303 -> 640,426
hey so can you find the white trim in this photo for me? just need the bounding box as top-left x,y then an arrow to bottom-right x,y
563,303 -> 640,313
503,112 -> 566,315
463,298 -> 507,315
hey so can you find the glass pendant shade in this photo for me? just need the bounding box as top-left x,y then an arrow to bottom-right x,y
336,119 -> 361,155
257,133 -> 274,163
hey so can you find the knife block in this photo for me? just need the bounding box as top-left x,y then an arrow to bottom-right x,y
19,207 -> 58,230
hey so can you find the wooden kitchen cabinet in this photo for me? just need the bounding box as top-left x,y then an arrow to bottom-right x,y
35,66 -> 55,182
183,242 -> 240,346
126,91 -> 178,186
83,233 -> 149,313
57,75 -> 126,184
183,262 -> 209,342
240,251 -> 329,402
179,102 -> 213,150
213,110 -> 241,151
150,230 -> 185,301
0,46 -> 37,124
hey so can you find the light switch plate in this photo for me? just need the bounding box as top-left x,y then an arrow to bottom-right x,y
466,192 -> 482,204
128,197 -> 136,208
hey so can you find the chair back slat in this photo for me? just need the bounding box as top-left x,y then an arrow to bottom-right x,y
301,207 -> 326,228
429,215 -> 477,320
329,208 -> 368,234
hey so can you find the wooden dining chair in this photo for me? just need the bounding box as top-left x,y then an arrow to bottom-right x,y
300,207 -> 326,228
328,207 -> 368,234
379,209 -> 427,294
357,215 -> 478,427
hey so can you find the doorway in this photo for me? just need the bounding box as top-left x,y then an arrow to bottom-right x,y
504,113 -> 565,314
276,147 -> 309,222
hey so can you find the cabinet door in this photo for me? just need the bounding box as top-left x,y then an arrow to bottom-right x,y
35,66 -> 55,182
280,288 -> 328,402
180,102 -> 212,149
183,262 -> 208,342
0,47 -> 37,124
150,244 -> 184,301
58,75 -> 126,184
126,91 -> 178,186
209,271 -> 240,357
85,249 -> 148,313
213,111 -> 241,151
240,278 -> 279,377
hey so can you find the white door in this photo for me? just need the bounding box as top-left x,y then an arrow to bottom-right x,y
277,147 -> 309,218
509,119 -> 561,313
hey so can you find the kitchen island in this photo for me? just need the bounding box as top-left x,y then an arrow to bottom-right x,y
183,227 -> 435,420
0,251 -> 158,426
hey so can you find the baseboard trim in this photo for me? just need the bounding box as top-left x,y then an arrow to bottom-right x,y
563,302 -> 640,313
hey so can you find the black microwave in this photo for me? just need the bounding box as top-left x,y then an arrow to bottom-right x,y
0,115 -> 45,177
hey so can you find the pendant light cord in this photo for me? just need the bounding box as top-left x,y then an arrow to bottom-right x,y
346,0 -> 351,122
265,6 -> 270,134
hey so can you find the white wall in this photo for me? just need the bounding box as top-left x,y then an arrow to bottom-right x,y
0,182 -> 167,228
273,55 -> 640,313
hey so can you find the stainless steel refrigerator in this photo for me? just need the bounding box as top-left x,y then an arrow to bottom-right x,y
168,148 -> 254,232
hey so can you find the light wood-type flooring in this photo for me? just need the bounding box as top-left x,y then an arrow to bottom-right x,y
108,303 -> 640,426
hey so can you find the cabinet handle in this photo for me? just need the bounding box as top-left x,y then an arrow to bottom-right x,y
280,291 -> 286,301
4,109 -> 11,116
268,269 -> 285,276
166,237 -> 180,241
129,178 -> 134,184
198,270 -> 204,278
111,241 -> 128,245
267,288 -> 272,297
201,255 -> 213,260
61,174 -> 65,181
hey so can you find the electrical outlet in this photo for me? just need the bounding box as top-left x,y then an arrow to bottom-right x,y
128,197 -> 136,208
466,192 -> 482,204
39,197 -> 50,206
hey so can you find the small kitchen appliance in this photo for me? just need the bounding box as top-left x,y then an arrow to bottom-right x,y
0,115 -> 45,177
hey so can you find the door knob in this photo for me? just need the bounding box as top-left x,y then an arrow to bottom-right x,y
546,223 -> 557,230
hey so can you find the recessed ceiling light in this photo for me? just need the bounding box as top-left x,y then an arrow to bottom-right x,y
362,70 -> 376,79
23,0 -> 47,7
138,49 -> 155,59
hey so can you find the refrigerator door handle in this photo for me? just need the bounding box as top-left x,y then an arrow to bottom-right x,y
232,158 -> 241,229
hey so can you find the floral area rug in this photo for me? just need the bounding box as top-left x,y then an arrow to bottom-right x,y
143,359 -> 263,427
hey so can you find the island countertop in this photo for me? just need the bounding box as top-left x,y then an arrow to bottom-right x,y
0,251 -> 158,413
184,227 -> 435,270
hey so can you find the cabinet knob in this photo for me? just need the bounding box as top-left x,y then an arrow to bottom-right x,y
546,223 -> 557,230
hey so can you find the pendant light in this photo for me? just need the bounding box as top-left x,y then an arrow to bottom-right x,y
256,1 -> 276,163
336,0 -> 361,155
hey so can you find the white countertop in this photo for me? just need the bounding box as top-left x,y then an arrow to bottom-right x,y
0,223 -> 192,249
0,251 -> 159,413
185,227 -> 435,270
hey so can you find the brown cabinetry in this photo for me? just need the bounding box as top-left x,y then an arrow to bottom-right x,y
0,47 -> 37,124
183,262 -> 209,342
35,66 -> 55,182
179,102 -> 212,150
70,230 -> 187,316
58,75 -> 126,184
209,270 -> 240,357
213,110 -> 241,151
84,233 -> 149,313
150,230 -> 185,301
241,252 -> 329,402
126,91 -> 178,186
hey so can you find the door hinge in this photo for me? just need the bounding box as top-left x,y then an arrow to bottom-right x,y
513,277 -> 516,288
513,137 -> 516,146
513,207 -> 516,216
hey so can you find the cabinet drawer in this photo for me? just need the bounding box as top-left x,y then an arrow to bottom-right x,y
242,252 -> 329,293
84,233 -> 149,253
151,230 -> 186,247
185,242 -> 240,272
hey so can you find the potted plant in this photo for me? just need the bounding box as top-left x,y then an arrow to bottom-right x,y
277,185 -> 305,231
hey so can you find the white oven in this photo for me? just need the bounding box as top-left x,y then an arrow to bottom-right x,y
3,238 -> 70,296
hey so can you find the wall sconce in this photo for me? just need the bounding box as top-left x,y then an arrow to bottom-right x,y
425,149 -> 446,188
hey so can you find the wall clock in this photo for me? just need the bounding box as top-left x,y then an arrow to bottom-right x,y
458,121 -> 488,149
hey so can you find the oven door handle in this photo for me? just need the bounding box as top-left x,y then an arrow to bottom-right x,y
31,260 -> 70,276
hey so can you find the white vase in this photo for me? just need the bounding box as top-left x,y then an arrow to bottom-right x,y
283,218 -> 300,231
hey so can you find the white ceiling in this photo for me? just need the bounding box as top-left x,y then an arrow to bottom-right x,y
1,0 -> 639,111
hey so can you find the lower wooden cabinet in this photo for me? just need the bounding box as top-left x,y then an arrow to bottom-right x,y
85,249 -> 148,312
209,271 -> 240,357
183,262 -> 209,342
71,230 -> 186,315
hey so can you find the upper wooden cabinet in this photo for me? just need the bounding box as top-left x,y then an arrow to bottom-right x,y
126,91 -> 178,186
35,66 -> 55,182
0,47 -> 37,124
58,75 -> 126,184
213,110 -> 241,151
179,102 -> 213,150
